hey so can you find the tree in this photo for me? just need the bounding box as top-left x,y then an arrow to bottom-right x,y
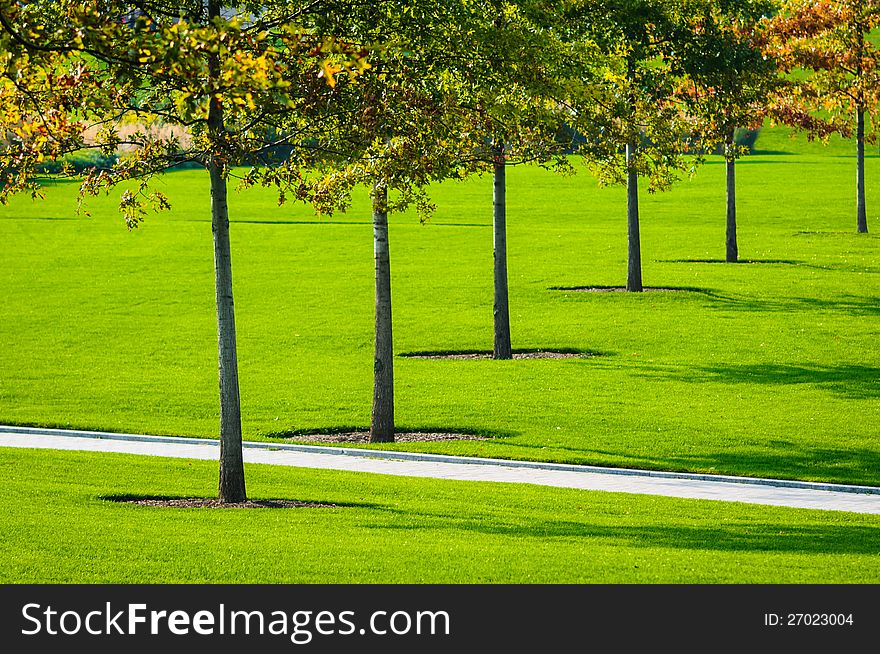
447,3 -> 602,359
766,0 -> 880,233
0,1 -> 370,499
565,1 -> 704,292
306,1 -> 580,436
680,2 -> 779,262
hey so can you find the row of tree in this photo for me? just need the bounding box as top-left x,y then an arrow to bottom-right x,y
1,1 -> 875,502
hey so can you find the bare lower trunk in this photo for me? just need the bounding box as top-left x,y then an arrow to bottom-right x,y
209,161 -> 246,503
370,181 -> 394,443
626,142 -> 643,292
207,0 -> 245,503
726,149 -> 738,263
493,152 -> 512,360
857,108 -> 868,233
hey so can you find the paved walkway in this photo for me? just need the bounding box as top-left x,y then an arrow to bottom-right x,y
1,425 -> 879,514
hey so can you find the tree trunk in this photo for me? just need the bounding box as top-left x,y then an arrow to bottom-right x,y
626,141 -> 643,292
207,0 -> 245,503
857,108 -> 868,233
208,138 -> 246,504
726,134 -> 738,263
370,181 -> 394,443
493,149 -> 512,360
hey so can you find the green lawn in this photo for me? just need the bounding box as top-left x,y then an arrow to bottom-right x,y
2,448 -> 878,583
0,126 -> 878,485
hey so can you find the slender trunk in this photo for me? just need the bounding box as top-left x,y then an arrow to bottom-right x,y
493,148 -> 512,360
207,0 -> 245,503
726,132 -> 738,263
208,125 -> 246,503
857,108 -> 868,233
370,181 -> 394,443
626,141 -> 643,292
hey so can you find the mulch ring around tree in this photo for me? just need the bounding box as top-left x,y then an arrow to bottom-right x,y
398,349 -> 598,360
550,285 -> 694,293
287,431 -> 489,443
106,497 -> 336,509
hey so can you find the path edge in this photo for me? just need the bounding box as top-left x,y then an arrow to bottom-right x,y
2,424 -> 878,496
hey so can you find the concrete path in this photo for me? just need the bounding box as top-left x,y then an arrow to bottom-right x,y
1,425 -> 879,514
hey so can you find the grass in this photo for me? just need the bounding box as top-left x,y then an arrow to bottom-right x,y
1,447 -> 878,583
0,125 -> 878,486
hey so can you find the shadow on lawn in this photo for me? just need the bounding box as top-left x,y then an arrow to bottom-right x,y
659,257 -> 880,274
468,439 -> 880,488
185,218 -> 491,228
465,521 -> 880,555
696,291 -> 880,316
659,258 -> 801,265
794,230 -> 880,237
749,149 -> 798,156
650,445 -> 880,489
368,507 -> 880,555
643,362 -> 880,400
2,215 -> 83,221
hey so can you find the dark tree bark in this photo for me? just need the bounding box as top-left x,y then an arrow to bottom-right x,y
207,0 -> 245,503
726,131 -> 739,263
209,159 -> 246,503
493,146 -> 512,360
857,107 -> 868,233
626,141 -> 643,292
370,181 -> 394,443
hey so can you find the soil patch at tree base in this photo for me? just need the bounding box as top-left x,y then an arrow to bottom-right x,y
551,286 -> 693,293
106,497 -> 336,509
399,349 -> 597,360
287,431 -> 488,443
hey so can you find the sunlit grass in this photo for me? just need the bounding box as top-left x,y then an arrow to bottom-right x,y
0,126 -> 877,485
2,448 -> 878,583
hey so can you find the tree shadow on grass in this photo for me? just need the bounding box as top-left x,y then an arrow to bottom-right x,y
643,362 -> 880,399
795,262 -> 880,273
363,510 -> 880,555
477,522 -> 880,555
648,445 -> 880,489
232,219 -> 373,226
698,292 -> 880,316
452,438 -> 880,487
658,258 -> 801,265
576,437 -> 880,488
749,149 -> 798,156
184,219 -> 491,228
659,257 -> 880,274
1,215 -> 83,221
794,230 -> 880,237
